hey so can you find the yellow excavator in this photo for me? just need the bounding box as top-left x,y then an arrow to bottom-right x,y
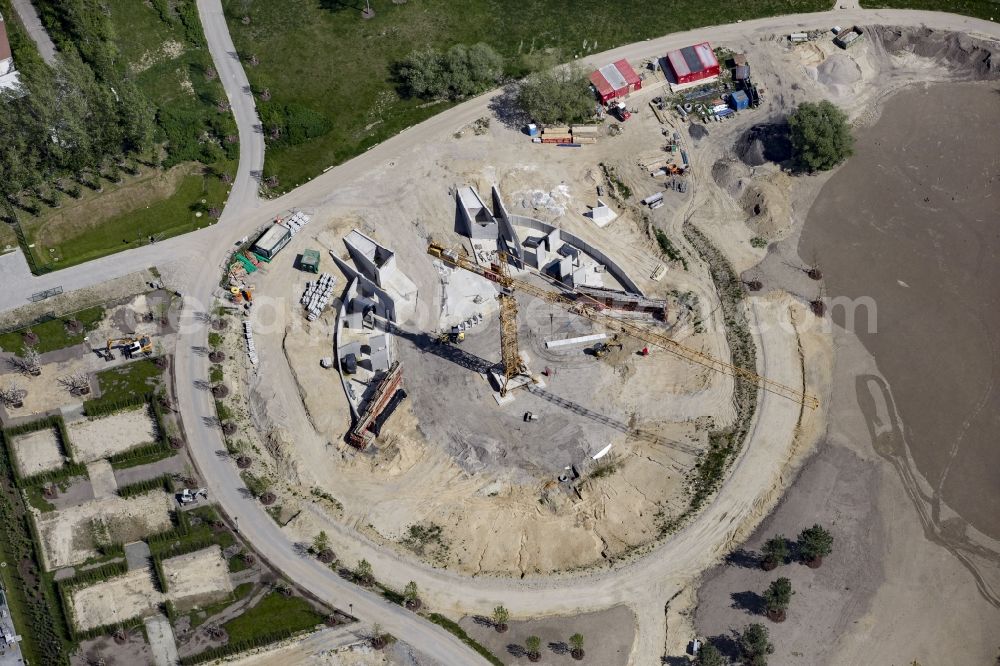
106,336 -> 153,359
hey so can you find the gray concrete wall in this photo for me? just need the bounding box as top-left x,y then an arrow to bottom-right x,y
509,215 -> 644,296
491,186 -> 524,264
331,253 -> 398,323
457,188 -> 499,240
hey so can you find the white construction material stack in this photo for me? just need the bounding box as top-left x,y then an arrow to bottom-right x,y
243,321 -> 258,365
300,272 -> 337,321
280,211 -> 312,236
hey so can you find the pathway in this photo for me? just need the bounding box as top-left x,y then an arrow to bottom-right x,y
8,0 -> 57,65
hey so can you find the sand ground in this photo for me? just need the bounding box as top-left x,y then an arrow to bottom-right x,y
10,427 -> 64,476
161,545 -> 233,612
693,61 -> 1000,666
35,490 -> 173,569
68,406 -> 158,463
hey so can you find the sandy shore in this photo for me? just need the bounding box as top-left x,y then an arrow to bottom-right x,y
696,80 -> 1000,664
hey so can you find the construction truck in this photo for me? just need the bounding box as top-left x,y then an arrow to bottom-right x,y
438,326 -> 465,344
106,336 -> 153,359
591,336 -> 623,359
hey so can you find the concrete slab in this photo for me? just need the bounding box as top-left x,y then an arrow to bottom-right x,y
143,613 -> 180,666
124,541 -> 151,571
86,460 -> 118,498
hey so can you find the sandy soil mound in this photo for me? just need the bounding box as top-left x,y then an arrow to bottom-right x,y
817,53 -> 862,96
711,160 -> 749,200
738,171 -> 793,239
873,26 -> 1000,79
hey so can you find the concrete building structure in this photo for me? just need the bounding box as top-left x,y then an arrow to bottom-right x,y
343,229 -> 397,287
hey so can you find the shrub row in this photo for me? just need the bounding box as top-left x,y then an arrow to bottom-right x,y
17,461 -> 89,489
82,392 -> 149,417
60,560 -> 128,589
0,432 -> 70,663
117,473 -> 173,498
425,613 -> 505,666
179,628 -> 301,665
146,510 -> 193,550
72,615 -> 145,643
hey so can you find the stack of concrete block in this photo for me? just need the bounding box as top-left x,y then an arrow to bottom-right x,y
300,272 -> 336,321
243,321 -> 258,365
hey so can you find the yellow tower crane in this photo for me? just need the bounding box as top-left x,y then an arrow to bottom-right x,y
428,242 -> 819,410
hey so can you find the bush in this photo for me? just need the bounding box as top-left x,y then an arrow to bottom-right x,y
117,473 -> 173,498
517,65 -> 594,125
397,43 -> 503,100
788,100 -> 854,172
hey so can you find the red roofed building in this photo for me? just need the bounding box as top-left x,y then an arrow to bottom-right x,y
589,59 -> 641,103
0,13 -> 22,92
666,42 -> 720,88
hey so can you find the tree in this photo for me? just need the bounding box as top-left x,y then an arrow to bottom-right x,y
58,372 -> 91,395
761,535 -> 788,570
569,633 -> 585,660
798,524 -> 833,566
0,382 -> 27,408
10,347 -> 41,376
312,531 -> 329,553
788,100 -> 854,172
403,581 -> 421,609
739,623 -> 774,666
492,605 -> 509,633
525,635 -> 541,661
763,577 -> 794,622
354,558 -> 374,585
397,42 -> 503,100
516,65 -> 595,125
695,643 -> 725,666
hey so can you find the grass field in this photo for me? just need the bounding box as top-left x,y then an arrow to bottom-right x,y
223,0 -> 832,192
860,0 -> 999,19
93,359 -> 165,404
15,0 -> 236,273
0,306 -> 105,354
222,591 -> 323,643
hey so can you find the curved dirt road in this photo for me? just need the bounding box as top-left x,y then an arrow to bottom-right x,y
6,7 -> 1000,665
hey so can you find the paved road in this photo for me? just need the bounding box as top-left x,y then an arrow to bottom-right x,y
5,6 -> 1000,665
8,0 -> 57,65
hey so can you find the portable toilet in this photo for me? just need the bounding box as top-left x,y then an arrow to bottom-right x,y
526,123 -> 540,137
729,90 -> 750,111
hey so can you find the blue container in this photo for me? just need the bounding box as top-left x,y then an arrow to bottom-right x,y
729,90 -> 750,111
526,123 -> 540,136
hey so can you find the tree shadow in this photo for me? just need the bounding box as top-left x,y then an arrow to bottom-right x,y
472,615 -> 493,628
318,0 -> 363,10
731,590 -> 765,615
662,657 -> 690,665
506,644 -> 527,657
725,547 -> 760,569
707,633 -> 741,660
487,84 -> 528,130
548,641 -> 569,655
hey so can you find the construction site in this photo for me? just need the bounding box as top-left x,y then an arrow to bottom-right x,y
4,11 -> 1000,664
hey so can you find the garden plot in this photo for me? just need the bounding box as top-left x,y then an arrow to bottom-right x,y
35,491 -> 173,569
68,407 -> 158,463
161,545 -> 233,611
70,569 -> 160,632
10,428 -> 65,477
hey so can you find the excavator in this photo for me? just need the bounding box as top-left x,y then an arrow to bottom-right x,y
591,336 -> 624,359
106,336 -> 153,359
427,241 -> 819,410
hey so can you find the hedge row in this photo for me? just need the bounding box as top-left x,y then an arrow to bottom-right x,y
152,556 -> 168,593
0,432 -> 71,664
117,473 -> 173,498
146,510 -> 192,550
107,440 -> 172,468
72,614 -> 145,643
426,613 -> 505,666
2,414 -> 61,438
60,560 -> 128,589
179,628 -> 301,665
82,392 -> 149,418
17,461 -> 88,489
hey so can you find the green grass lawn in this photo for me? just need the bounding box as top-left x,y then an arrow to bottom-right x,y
0,306 -> 105,354
93,359 -> 165,403
222,592 -> 323,643
224,0 -> 832,192
22,162 -> 233,272
859,0 -> 999,19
